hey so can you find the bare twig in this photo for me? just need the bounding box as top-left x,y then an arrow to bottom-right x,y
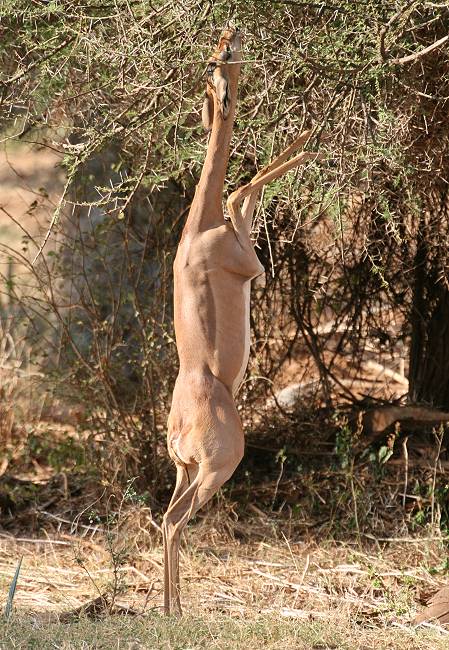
391,34 -> 449,65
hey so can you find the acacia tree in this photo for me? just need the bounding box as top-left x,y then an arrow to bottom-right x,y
1,1 -> 449,487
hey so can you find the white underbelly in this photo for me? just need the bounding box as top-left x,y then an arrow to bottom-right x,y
232,281 -> 251,396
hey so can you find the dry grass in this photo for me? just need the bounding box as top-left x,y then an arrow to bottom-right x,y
0,514 -> 449,649
1,613 -> 448,650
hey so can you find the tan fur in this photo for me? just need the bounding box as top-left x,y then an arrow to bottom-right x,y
162,27 -> 322,615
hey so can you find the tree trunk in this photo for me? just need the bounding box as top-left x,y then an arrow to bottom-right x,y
409,213 -> 449,409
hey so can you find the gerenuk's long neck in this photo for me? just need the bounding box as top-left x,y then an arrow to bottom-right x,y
193,66 -> 240,215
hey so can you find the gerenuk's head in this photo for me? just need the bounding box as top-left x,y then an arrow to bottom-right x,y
202,26 -> 242,131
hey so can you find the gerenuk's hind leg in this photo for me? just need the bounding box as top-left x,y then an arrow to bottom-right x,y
162,459 -> 240,615
163,463 -> 189,615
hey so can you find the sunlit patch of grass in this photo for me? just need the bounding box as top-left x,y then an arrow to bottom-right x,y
1,613 -> 448,650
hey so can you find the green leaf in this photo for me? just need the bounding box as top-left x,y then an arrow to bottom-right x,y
378,445 -> 393,465
4,556 -> 23,620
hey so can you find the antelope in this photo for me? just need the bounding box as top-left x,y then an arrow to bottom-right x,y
162,26 -> 322,615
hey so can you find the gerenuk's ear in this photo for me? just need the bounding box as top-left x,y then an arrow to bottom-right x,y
201,91 -> 214,131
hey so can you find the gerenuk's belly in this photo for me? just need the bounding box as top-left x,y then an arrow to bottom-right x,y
173,267 -> 251,394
